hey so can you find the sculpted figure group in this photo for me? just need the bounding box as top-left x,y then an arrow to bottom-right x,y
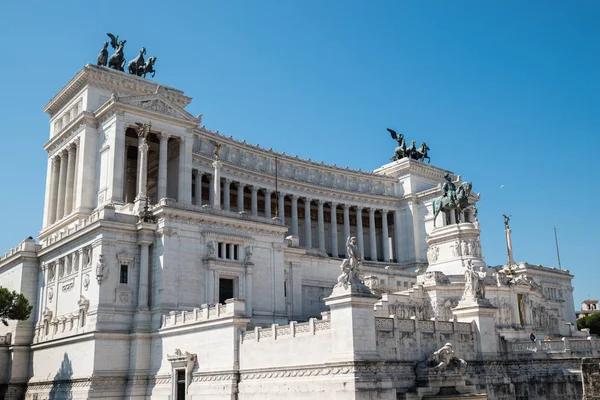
387,128 -> 430,162
427,343 -> 467,375
97,33 -> 157,78
462,260 -> 487,302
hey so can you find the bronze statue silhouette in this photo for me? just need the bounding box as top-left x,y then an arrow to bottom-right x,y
107,33 -> 126,71
128,47 -> 146,76
97,42 -> 109,67
433,181 -> 478,227
141,56 -> 157,78
387,128 -> 430,162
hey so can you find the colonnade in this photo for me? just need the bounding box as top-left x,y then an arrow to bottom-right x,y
48,140 -> 79,225
191,171 -> 401,262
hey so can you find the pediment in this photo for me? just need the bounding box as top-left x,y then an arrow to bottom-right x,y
117,93 -> 200,124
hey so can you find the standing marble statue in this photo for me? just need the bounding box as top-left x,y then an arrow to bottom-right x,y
335,237 -> 371,295
462,260 -> 487,302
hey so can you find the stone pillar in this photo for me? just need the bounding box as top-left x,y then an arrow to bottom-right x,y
223,179 -> 231,211
381,210 -> 390,262
324,285 -> 378,361
369,208 -> 377,261
264,190 -> 272,218
245,266 -> 253,317
453,303 -> 498,360
330,203 -> 338,257
317,200 -> 325,250
135,132 -> 149,206
304,198 -> 312,248
77,249 -> 84,296
277,192 -> 285,222
212,160 -> 222,209
291,195 -> 299,236
193,170 -> 202,206
137,243 -> 150,310
237,183 -> 245,212
157,133 -> 169,200
208,175 -> 215,206
125,150 -> 137,204
356,207 -> 364,258
343,204 -> 350,244
64,143 -> 77,216
394,210 -> 402,262
48,156 -> 60,224
56,150 -> 68,220
251,186 -> 259,216
177,138 -> 186,203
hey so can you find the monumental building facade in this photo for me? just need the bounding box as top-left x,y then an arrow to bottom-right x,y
0,64 -> 596,399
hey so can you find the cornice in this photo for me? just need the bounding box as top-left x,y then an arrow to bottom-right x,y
44,64 -> 192,116
44,112 -> 97,155
194,127 -> 398,180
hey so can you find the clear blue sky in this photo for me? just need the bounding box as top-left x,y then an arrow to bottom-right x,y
0,2 -> 598,306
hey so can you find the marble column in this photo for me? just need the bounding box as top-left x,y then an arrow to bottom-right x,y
208,175 -> 215,206
343,204 -> 350,244
136,133 -> 149,202
330,203 -> 338,257
157,133 -> 169,200
77,249 -> 84,296
48,156 -> 60,224
56,150 -> 68,220
193,170 -> 202,206
277,193 -> 285,222
237,183 -> 245,212
381,210 -> 390,262
356,207 -> 364,258
264,190 -> 272,218
137,243 -> 150,310
251,186 -> 258,216
177,138 -> 186,203
369,209 -> 377,261
317,200 -> 325,250
394,210 -> 402,263
304,198 -> 312,248
291,195 -> 299,236
125,151 -> 137,204
64,143 -> 77,216
212,161 -> 222,209
223,179 -> 231,211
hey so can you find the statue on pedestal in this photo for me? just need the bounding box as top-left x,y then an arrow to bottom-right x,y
334,237 -> 372,295
432,177 -> 478,227
461,260 -> 487,304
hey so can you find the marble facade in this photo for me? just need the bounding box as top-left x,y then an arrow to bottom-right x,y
0,65 -> 592,399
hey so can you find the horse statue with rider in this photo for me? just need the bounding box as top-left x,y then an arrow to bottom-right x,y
387,128 -> 430,163
432,173 -> 478,227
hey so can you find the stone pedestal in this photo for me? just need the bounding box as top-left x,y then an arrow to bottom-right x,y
426,223 -> 485,276
324,282 -> 378,362
452,301 -> 497,360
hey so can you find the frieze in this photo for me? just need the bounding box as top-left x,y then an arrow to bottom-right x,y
164,213 -> 285,238
240,362 -> 414,380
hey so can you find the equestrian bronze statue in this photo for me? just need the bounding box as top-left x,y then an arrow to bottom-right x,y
432,175 -> 478,227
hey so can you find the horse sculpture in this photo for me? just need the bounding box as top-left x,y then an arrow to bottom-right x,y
388,128 -> 431,162
108,40 -> 127,71
432,182 -> 478,227
141,56 -> 157,78
128,47 -> 146,76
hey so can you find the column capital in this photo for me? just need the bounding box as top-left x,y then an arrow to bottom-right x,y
238,182 -> 246,189
250,185 -> 259,193
52,155 -> 61,165
192,169 -> 201,176
224,178 -> 232,184
157,132 -> 171,142
68,142 -> 77,154
317,199 -> 325,206
343,203 -> 350,210
381,209 -> 389,215
61,148 -> 69,157
330,202 -> 339,208
369,208 -> 376,215
291,194 -> 299,200
304,197 -> 312,203
356,205 -> 363,212
265,188 -> 273,194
